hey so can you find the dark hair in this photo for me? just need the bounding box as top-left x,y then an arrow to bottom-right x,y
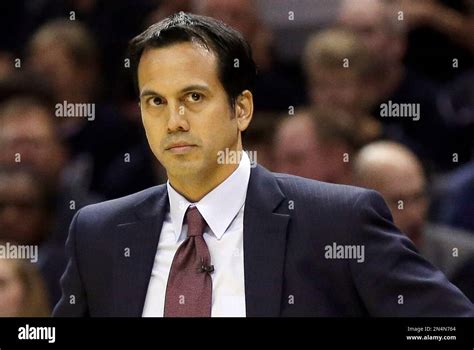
128,12 -> 257,108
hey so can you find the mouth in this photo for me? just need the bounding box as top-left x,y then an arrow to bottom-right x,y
165,143 -> 197,154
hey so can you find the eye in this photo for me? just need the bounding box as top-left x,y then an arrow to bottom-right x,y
148,96 -> 164,106
186,92 -> 202,103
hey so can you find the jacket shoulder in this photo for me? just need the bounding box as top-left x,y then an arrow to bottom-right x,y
272,172 -> 371,206
75,185 -> 166,227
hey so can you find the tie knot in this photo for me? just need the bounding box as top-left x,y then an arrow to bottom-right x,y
185,206 -> 206,237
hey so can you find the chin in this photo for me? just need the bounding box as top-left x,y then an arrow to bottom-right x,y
167,160 -> 204,176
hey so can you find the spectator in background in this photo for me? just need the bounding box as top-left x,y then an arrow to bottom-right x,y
0,252 -> 51,317
0,96 -> 99,306
27,19 -> 100,108
0,97 -> 67,191
26,19 -> 152,199
338,0 -> 405,74
0,168 -> 53,246
338,0 -> 469,172
303,28 -> 382,144
274,107 -> 359,185
0,167 -> 65,307
14,0 -> 155,97
195,0 -> 306,110
0,96 -> 98,235
353,141 -> 474,278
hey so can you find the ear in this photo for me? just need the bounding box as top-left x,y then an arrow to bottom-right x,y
235,90 -> 253,132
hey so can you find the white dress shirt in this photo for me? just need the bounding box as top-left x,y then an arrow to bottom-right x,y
142,151 -> 251,317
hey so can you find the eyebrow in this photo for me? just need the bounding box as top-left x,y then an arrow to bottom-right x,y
139,84 -> 211,98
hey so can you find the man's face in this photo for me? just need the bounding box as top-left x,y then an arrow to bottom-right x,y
28,43 -> 78,100
339,0 -> 390,57
0,174 -> 48,245
274,115 -> 329,181
309,68 -> 365,113
338,0 -> 404,67
138,42 -> 240,180
0,108 -> 65,185
374,162 -> 428,244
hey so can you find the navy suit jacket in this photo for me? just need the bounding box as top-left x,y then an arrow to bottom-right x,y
53,165 -> 474,317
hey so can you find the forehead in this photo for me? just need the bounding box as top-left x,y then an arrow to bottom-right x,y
137,42 -> 220,92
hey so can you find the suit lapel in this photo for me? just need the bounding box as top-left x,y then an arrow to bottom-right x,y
112,186 -> 169,316
244,166 -> 290,316
110,165 -> 290,317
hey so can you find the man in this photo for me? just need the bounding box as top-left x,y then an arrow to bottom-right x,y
195,0 -> 306,111
338,0 -> 466,172
0,96 -> 98,306
0,167 -> 52,246
303,29 -> 375,116
353,141 -> 474,278
27,19 -> 146,199
302,29 -> 382,144
54,13 -> 473,317
0,166 -> 66,309
274,107 -> 357,185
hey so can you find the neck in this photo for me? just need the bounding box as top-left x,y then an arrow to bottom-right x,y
168,144 -> 243,203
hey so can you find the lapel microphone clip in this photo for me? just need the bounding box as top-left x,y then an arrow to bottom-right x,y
198,258 -> 214,273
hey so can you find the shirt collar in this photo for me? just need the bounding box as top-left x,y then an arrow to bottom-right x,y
167,150 -> 251,241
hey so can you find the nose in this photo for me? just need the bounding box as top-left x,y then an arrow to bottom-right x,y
167,103 -> 189,133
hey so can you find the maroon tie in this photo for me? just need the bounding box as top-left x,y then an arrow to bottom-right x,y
164,206 -> 213,317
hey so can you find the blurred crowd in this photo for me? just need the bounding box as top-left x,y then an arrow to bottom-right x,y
0,0 -> 473,315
